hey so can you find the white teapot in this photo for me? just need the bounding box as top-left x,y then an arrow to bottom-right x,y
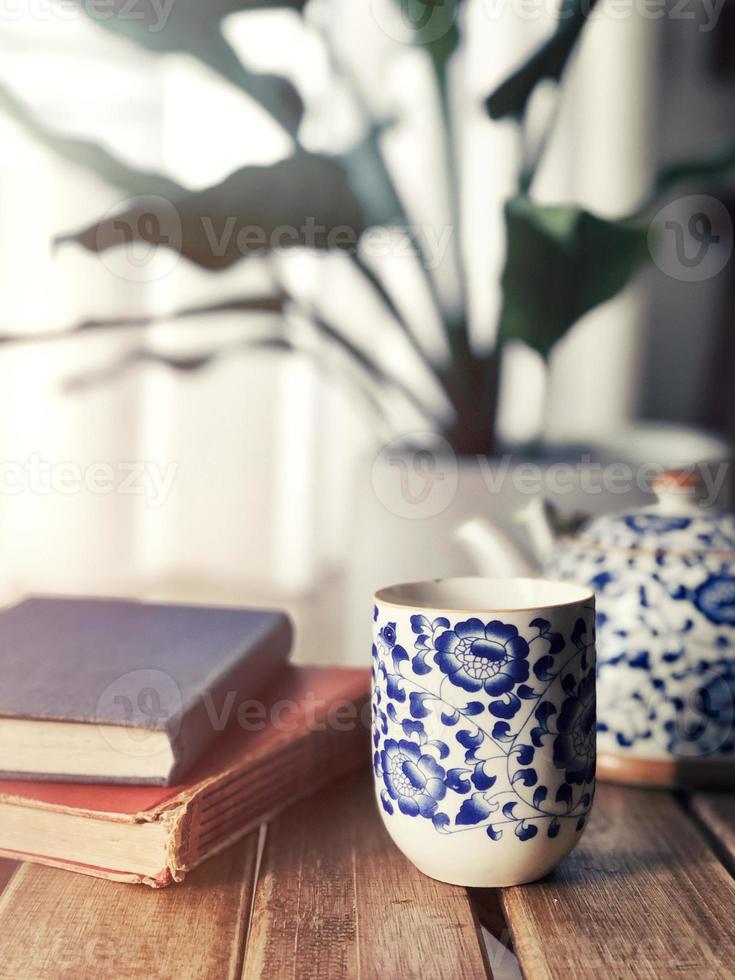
458,472 -> 735,788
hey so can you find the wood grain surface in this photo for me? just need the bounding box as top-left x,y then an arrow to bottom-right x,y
0,833 -> 259,980
691,793 -> 735,875
1,775 -> 734,979
0,860 -> 17,896
243,773 -> 490,980
500,783 -> 735,980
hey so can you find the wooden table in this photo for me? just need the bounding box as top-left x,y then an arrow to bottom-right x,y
0,772 -> 734,978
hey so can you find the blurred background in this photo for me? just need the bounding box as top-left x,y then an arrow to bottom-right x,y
0,0 -> 733,660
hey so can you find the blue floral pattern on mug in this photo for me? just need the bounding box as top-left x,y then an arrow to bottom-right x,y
380,739 -> 447,817
553,667 -> 596,785
434,619 -> 530,695
372,609 -> 596,842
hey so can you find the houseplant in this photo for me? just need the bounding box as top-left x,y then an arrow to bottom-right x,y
0,0 -> 733,456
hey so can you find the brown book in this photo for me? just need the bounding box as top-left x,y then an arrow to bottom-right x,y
0,666 -> 370,886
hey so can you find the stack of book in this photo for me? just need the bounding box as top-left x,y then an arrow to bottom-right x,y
0,596 -> 369,886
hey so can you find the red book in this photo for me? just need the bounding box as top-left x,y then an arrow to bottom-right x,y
0,666 -> 370,886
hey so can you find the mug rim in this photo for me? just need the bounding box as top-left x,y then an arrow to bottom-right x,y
374,576 -> 594,613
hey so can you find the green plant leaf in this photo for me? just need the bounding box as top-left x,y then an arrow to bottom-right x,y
485,0 -> 600,120
498,195 -> 648,357
67,0 -> 306,135
56,152 -> 366,269
0,84 -> 185,198
391,0 -> 462,86
341,128 -> 404,228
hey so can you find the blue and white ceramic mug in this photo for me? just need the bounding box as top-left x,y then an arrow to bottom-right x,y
372,577 -> 596,887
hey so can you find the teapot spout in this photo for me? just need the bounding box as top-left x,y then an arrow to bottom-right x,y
515,498 -> 589,564
515,499 -> 560,565
455,518 -> 539,579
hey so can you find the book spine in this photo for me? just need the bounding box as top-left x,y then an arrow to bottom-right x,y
164,614 -> 293,785
167,692 -> 370,879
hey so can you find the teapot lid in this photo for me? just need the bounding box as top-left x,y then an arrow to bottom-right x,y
577,471 -> 735,554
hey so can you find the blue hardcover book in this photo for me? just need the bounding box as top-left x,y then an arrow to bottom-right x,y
0,596 -> 292,785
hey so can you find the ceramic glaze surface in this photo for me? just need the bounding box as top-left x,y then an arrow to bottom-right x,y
371,580 -> 596,887
573,509 -> 735,553
546,500 -> 735,762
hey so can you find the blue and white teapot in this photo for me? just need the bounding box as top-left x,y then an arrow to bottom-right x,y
458,472 -> 735,788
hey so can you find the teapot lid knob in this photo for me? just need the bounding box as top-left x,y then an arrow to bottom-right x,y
652,470 -> 702,512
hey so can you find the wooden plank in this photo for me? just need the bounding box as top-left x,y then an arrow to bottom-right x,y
501,784 -> 735,979
0,832 -> 259,980
0,859 -> 17,896
690,793 -> 735,875
243,771 -> 490,980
